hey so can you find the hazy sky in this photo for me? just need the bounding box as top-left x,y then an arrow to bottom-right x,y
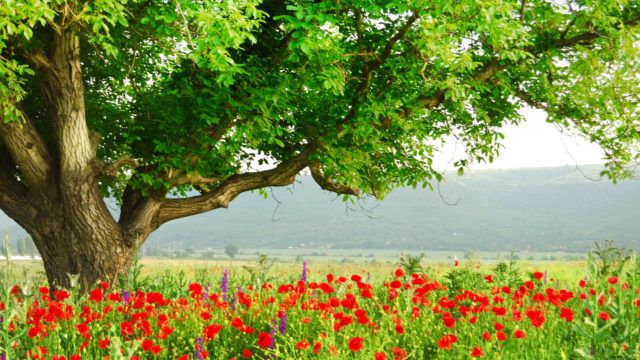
434,107 -> 605,170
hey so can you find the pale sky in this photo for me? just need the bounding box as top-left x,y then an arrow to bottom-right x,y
434,107 -> 606,170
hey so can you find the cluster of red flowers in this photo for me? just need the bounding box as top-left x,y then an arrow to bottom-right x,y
1,265 -> 639,359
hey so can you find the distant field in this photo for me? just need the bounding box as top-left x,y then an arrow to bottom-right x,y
143,247 -> 587,263
1,250 -> 590,286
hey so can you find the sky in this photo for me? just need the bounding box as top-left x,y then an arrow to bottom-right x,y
433,107 -> 606,170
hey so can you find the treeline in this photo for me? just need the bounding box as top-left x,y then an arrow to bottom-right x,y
1,232 -> 39,258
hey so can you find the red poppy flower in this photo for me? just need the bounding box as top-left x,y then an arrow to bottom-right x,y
514,329 -> 526,339
437,334 -> 458,350
599,312 -> 611,321
559,307 -> 574,322
296,339 -> 310,350
53,290 -> 70,301
375,352 -> 387,360
471,346 -> 483,357
392,347 -> 408,360
151,345 -> 162,355
120,321 -> 134,337
482,331 -> 491,342
203,324 -> 223,341
98,338 -> 110,349
313,342 -> 322,355
348,337 -> 364,352
140,339 -> 153,352
533,272 -> 544,281
484,275 -> 493,283
257,332 -> 272,349
442,313 -> 456,328
242,349 -> 252,358
88,288 -> 103,302
395,268 -> 405,278
525,308 -> 545,327
496,331 -> 507,341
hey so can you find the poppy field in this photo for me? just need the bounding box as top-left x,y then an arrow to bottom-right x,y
1,248 -> 639,359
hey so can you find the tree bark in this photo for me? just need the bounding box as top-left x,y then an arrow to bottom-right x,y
27,215 -> 137,290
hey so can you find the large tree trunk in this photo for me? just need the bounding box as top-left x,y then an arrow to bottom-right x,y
29,218 -> 138,290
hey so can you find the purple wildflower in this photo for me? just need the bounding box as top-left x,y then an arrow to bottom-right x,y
123,290 -> 130,303
269,328 -> 276,349
543,270 -> 548,285
195,337 -> 204,360
278,312 -> 287,335
1,352 -> 5,360
301,260 -> 308,283
203,282 -> 211,303
221,270 -> 229,302
230,285 -> 240,311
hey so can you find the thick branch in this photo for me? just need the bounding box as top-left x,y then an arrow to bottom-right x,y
38,29 -> 96,175
158,147 -> 314,223
98,156 -> 139,177
119,186 -> 162,247
166,171 -> 222,187
0,156 -> 37,228
0,107 -> 55,189
309,162 -> 360,196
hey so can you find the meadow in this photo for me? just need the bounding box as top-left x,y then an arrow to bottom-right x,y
1,244 -> 639,360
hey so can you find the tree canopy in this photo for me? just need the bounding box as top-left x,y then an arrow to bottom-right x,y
0,0 -> 639,287
3,0 -> 639,202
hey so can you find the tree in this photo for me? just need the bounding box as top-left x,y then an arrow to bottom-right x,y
16,237 -> 26,257
225,244 -> 239,260
0,1 -> 638,289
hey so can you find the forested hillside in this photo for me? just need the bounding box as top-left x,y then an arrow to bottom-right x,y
144,165 -> 639,252
1,166 -> 638,253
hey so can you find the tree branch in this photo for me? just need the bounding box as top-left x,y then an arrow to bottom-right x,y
337,11 -> 421,134
166,171 -> 222,187
119,186 -> 163,247
157,147 -> 314,224
369,12 -> 419,71
416,58 -> 505,109
0,107 -> 55,189
98,156 -> 139,177
0,155 -> 37,228
309,162 -> 360,196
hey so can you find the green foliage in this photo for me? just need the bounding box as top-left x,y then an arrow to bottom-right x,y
443,266 -> 489,298
398,252 -> 425,276
242,252 -> 275,287
492,250 -> 522,288
589,239 -> 633,278
574,241 -> 638,359
2,0 -> 638,204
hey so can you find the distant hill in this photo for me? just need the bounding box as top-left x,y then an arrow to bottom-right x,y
1,165 -> 638,252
